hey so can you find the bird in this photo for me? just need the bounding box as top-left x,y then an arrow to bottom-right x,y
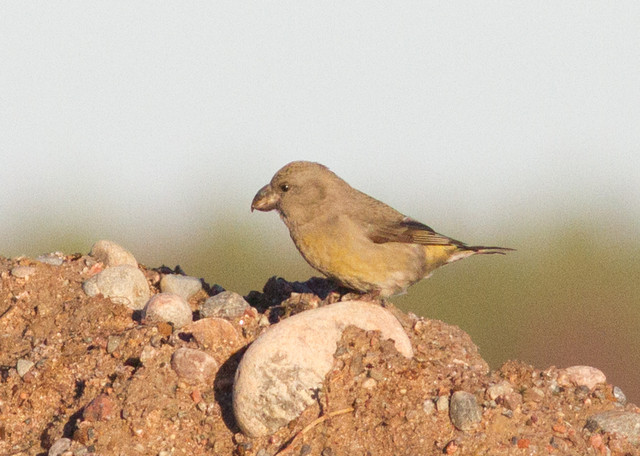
251,161 -> 513,297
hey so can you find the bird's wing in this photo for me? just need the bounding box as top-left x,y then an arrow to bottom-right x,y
366,217 -> 465,246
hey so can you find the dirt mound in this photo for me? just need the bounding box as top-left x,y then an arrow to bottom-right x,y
0,254 -> 638,455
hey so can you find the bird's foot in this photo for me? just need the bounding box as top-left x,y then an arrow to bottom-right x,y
341,289 -> 382,303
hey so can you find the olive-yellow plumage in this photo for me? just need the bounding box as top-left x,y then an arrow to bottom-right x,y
251,161 -> 512,297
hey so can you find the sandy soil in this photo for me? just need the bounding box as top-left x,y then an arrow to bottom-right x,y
0,254 -> 637,455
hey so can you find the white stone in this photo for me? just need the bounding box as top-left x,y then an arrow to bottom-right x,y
142,293 -> 193,329
233,300 -> 413,437
82,265 -> 150,310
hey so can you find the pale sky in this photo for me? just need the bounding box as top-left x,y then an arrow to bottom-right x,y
1,2 -> 639,255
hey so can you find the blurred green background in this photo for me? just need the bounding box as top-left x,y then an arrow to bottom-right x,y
2,2 -> 639,404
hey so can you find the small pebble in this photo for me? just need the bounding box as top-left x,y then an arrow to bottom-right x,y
82,265 -> 150,310
11,266 -> 36,279
422,399 -> 435,414
436,395 -> 449,412
17,358 -> 34,377
73,445 -> 89,455
613,386 -> 627,405
522,387 -> 545,403
36,252 -> 64,266
486,380 -> 514,400
139,345 -> 157,364
89,240 -> 138,267
83,394 -> 115,421
300,444 -> 312,455
557,365 -> 606,391
171,348 -> 219,385
106,336 -> 121,354
368,368 -> 385,382
179,318 -> 241,357
200,291 -> 252,319
160,274 -> 203,300
443,440 -> 459,454
258,314 -> 270,327
142,293 -> 193,329
362,378 -> 377,389
502,391 -> 523,410
449,391 -> 482,431
48,437 -> 72,456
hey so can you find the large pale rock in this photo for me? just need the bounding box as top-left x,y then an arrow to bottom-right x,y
233,300 -> 413,437
89,240 -> 138,267
82,265 -> 150,310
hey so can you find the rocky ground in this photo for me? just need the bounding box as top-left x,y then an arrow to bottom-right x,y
1,243 -> 639,456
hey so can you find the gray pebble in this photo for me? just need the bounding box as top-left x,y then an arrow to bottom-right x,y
17,358 -> 34,377
160,274 -> 203,300
36,252 -> 64,266
201,291 -> 251,319
82,265 -> 150,310
89,240 -> 138,267
450,391 -> 482,431
586,410 -> 640,444
11,266 -> 36,279
613,386 -> 627,405
142,293 -> 193,329
48,437 -> 72,456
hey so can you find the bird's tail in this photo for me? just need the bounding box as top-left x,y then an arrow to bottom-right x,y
465,245 -> 514,255
445,245 -> 514,264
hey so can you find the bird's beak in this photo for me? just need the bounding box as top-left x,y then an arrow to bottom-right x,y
251,184 -> 279,212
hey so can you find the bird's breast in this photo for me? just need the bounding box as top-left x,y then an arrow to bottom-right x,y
288,217 -> 429,294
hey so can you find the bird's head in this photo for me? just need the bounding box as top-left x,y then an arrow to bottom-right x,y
251,161 -> 342,222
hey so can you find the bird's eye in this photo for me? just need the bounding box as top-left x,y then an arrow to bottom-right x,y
279,183 -> 290,192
